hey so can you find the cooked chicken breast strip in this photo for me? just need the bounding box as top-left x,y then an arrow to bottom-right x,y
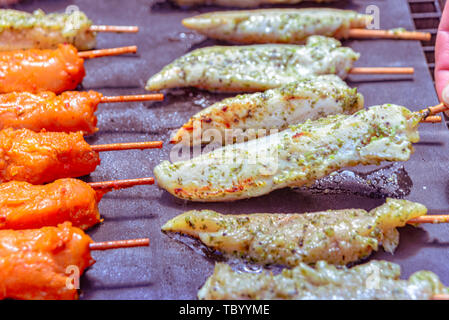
0,9 -> 96,51
154,104 -> 421,202
198,261 -> 448,300
146,36 -> 359,92
172,75 -> 364,145
173,0 -> 336,8
162,199 -> 426,266
183,8 -> 372,44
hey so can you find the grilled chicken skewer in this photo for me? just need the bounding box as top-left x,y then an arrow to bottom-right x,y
162,198 -> 447,266
0,9 -> 138,51
0,91 -> 163,135
198,260 -> 448,300
0,128 -> 162,184
146,36 -> 412,93
172,75 -> 363,145
173,0 -> 337,8
0,222 -> 149,300
0,44 -> 137,94
155,104 -> 424,202
183,9 -> 430,44
0,177 -> 155,230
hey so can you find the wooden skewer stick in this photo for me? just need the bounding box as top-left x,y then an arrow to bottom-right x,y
421,115 -> 442,123
349,67 -> 414,75
100,94 -> 164,103
90,25 -> 139,33
408,215 -> 449,224
91,141 -> 163,152
348,29 -> 431,41
88,177 -> 155,190
78,45 -> 137,59
89,238 -> 150,251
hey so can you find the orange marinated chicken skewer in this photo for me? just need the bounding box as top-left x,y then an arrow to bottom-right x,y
0,128 -> 162,184
0,177 -> 155,230
0,44 -> 136,94
0,91 -> 164,134
0,222 -> 149,300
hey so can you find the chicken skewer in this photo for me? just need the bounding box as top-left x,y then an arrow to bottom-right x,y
0,177 -> 155,230
171,75 -> 363,145
183,9 -> 430,44
0,128 -> 162,184
0,44 -> 137,94
162,198 -> 448,267
198,260 -> 448,300
0,222 -> 149,300
0,9 -> 138,51
154,104 -> 434,202
146,36 -> 413,93
0,91 -> 163,135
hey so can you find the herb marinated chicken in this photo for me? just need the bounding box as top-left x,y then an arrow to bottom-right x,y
162,199 -> 426,266
198,260 -> 448,300
183,9 -> 372,44
146,36 -> 359,92
0,9 -> 96,50
155,104 -> 421,202
172,75 -> 364,145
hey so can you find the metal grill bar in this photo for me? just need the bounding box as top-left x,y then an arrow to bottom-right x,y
407,0 -> 444,80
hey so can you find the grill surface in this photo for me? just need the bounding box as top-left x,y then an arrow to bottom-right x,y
5,0 -> 449,300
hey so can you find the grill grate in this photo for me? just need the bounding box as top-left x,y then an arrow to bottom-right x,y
407,0 -> 445,80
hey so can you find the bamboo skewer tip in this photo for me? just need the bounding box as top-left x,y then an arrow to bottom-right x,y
90,25 -> 139,33
91,141 -> 163,152
78,45 -> 138,59
89,238 -> 150,251
348,28 -> 431,41
349,67 -> 415,75
88,177 -> 155,190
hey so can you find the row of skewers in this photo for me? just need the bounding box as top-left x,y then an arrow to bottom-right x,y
147,7 -> 449,300
0,8 -> 164,300
0,5 -> 447,300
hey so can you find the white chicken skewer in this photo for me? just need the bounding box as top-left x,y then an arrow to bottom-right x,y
171,75 -> 364,145
155,104 -> 421,202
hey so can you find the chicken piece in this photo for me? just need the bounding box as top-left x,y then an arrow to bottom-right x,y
162,199 -> 426,266
0,128 -> 100,184
0,44 -> 85,94
0,179 -> 105,230
183,8 -> 372,44
198,261 -> 448,300
0,9 -> 96,50
172,75 -> 364,145
146,36 -> 359,92
0,91 -> 102,134
154,104 -> 421,202
0,222 -> 94,300
174,0 -> 336,8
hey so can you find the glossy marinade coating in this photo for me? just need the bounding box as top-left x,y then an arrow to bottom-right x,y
0,222 -> 94,300
174,0 -> 336,8
0,179 -> 104,230
198,261 -> 448,300
163,199 -> 426,266
0,9 -> 96,50
0,44 -> 85,94
0,128 -> 101,184
183,9 -> 372,44
0,91 -> 102,134
172,75 -> 364,145
146,36 -> 359,92
155,105 -> 421,202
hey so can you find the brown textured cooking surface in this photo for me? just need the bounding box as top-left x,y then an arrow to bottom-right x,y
8,0 -> 449,299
